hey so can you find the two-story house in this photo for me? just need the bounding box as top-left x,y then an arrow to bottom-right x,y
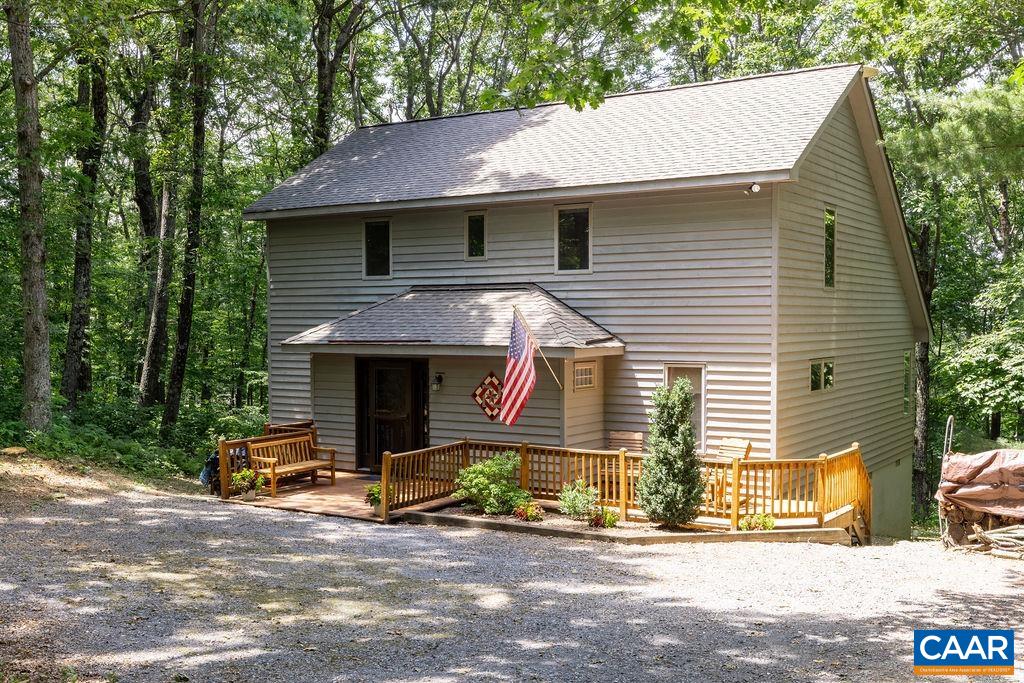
243,64 -> 929,537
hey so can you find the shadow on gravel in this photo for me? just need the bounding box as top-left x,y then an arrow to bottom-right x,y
1,492 -> 1022,683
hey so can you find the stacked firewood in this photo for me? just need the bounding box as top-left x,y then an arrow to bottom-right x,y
940,502 -> 1024,559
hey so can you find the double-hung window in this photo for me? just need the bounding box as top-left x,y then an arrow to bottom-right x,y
810,359 -> 835,392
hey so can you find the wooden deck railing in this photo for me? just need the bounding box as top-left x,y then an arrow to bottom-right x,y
380,439 -> 871,532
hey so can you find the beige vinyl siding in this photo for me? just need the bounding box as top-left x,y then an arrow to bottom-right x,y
563,358 -> 605,449
776,99 -> 915,471
267,186 -> 774,455
429,356 -> 562,445
310,354 -> 357,469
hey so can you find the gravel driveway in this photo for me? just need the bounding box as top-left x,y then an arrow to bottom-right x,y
1,459 -> 1022,683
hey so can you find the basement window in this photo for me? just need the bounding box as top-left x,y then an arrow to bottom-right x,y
364,220 -> 391,278
810,359 -> 835,392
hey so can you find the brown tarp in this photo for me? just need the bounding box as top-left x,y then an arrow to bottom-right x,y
936,449 -> 1024,518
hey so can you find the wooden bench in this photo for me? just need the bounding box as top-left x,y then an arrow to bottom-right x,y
248,433 -> 336,497
217,426 -> 317,499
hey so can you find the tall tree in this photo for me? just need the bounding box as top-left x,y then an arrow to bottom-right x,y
311,0 -> 365,158
162,0 -> 219,432
60,50 -> 109,408
5,0 -> 52,429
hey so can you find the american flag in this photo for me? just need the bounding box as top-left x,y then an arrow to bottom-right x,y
500,309 -> 538,426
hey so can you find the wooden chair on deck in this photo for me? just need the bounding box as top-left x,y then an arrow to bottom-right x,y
709,438 -> 752,510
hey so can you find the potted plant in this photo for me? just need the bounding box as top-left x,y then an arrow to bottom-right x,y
364,483 -> 385,517
232,468 -> 265,501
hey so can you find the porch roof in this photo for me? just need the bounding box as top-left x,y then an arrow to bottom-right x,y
282,284 -> 624,356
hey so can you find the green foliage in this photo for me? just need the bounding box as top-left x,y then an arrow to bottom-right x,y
636,377 -> 704,527
453,451 -> 531,515
513,499 -> 545,522
231,468 -> 265,493
557,478 -> 599,520
7,415 -> 190,478
363,482 -> 388,506
738,513 -> 776,531
587,506 -> 619,528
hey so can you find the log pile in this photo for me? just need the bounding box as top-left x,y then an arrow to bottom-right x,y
940,502 -> 1024,559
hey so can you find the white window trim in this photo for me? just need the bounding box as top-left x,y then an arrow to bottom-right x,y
554,204 -> 593,274
663,363 -> 706,452
464,211 -> 487,261
362,219 -> 393,280
573,360 -> 597,392
824,205 -> 837,291
809,358 -> 836,393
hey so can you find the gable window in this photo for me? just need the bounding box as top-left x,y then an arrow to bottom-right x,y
903,350 -> 913,415
556,206 -> 591,272
810,358 -> 835,392
364,220 -> 391,277
824,207 -> 836,288
465,213 -> 486,260
573,361 -> 596,391
665,364 -> 705,451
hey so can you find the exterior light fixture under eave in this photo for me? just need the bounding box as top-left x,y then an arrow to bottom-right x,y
743,182 -> 761,196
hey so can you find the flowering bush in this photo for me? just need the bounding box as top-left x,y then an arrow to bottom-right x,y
513,499 -> 544,522
588,506 -> 620,528
738,513 -> 776,531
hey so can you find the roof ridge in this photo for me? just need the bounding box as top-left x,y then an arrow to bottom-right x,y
355,63 -> 863,131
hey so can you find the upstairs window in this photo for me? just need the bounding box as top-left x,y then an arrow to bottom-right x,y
665,364 -> 705,451
465,213 -> 486,260
903,350 -> 913,415
556,206 -> 591,272
364,220 -> 391,277
824,207 -> 836,288
810,359 -> 835,392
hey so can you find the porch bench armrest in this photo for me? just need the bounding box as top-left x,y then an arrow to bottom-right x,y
249,455 -> 278,465
313,446 -> 336,463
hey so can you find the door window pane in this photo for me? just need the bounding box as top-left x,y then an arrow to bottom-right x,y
557,208 -> 590,271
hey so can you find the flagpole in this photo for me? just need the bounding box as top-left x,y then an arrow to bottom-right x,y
512,305 -> 563,391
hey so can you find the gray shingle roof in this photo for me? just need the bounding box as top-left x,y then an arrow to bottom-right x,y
283,284 -> 623,349
245,64 -> 862,217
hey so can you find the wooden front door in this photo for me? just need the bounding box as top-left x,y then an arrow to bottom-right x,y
356,358 -> 427,471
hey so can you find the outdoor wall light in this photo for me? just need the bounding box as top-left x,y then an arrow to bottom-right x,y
430,373 -> 445,392
744,182 -> 761,195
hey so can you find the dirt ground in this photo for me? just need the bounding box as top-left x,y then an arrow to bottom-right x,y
1,453 -> 1022,683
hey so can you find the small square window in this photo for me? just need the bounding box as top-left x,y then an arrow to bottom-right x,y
810,358 -> 835,392
556,207 -> 590,272
364,220 -> 390,277
573,361 -> 596,391
466,213 -> 486,260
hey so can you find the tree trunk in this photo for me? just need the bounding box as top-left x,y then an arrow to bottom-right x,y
139,181 -> 177,405
310,0 -> 364,158
60,53 -> 108,409
912,341 -> 931,516
989,411 -> 1002,440
234,239 -> 265,407
163,0 -> 214,433
5,0 -> 52,429
129,70 -> 159,324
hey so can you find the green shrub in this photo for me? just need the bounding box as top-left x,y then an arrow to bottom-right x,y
231,468 -> 265,493
453,451 -> 531,514
513,499 -> 544,522
738,513 -> 776,531
363,482 -> 392,506
588,506 -> 619,528
636,377 -> 705,527
558,479 -> 599,520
